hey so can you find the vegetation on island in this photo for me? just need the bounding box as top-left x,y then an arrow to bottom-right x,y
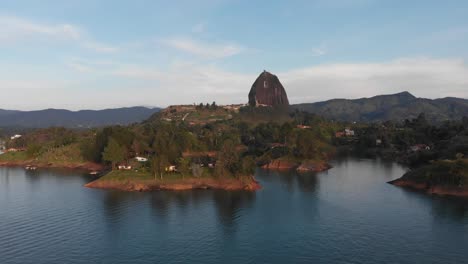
5,100 -> 466,195
0,105 -> 339,191
395,158 -> 468,187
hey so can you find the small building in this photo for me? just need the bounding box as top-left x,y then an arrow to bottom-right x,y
6,148 -> 26,152
165,165 -> 177,172
376,139 -> 382,146
118,164 -> 132,170
10,134 -> 22,140
135,157 -> 148,162
297,125 -> 311,129
344,128 -> 355,137
335,131 -> 345,138
335,128 -> 355,138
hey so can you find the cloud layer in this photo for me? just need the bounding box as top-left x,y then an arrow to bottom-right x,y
2,57 -> 467,110
161,38 -> 244,59
0,15 -> 117,53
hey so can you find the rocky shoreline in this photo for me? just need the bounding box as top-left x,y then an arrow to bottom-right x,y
85,176 -> 261,192
0,160 -> 105,172
388,179 -> 468,197
261,159 -> 331,172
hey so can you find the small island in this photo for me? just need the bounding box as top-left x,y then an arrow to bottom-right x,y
85,171 -> 260,191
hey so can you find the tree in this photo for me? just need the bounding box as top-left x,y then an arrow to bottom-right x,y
191,163 -> 203,177
80,138 -> 100,162
211,101 -> 217,110
178,157 -> 191,178
240,155 -> 256,176
295,130 -> 317,159
131,139 -> 145,156
151,154 -> 169,180
26,144 -> 42,158
216,139 -> 240,177
102,138 -> 125,169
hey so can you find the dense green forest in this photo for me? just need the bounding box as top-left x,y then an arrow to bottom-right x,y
338,114 -> 468,167
1,106 -> 339,180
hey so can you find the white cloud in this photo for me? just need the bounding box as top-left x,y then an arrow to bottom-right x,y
0,15 -> 81,42
311,47 -> 326,57
282,57 -> 468,102
161,37 -> 244,59
2,57 -> 467,110
192,23 -> 205,34
102,57 -> 468,105
0,15 -> 118,53
82,41 -> 120,53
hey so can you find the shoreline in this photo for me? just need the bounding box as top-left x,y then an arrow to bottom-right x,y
85,175 -> 261,192
261,159 -> 331,172
0,160 -> 105,172
388,179 -> 468,197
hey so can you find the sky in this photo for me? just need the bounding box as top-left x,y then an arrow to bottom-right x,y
0,0 -> 467,110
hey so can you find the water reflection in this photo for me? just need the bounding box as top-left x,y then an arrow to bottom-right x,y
213,191 -> 255,230
256,168 -> 319,194
398,187 -> 468,221
431,196 -> 468,220
2,159 -> 468,264
99,189 -> 258,233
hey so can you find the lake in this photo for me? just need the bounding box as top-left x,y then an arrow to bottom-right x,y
1,158 -> 468,264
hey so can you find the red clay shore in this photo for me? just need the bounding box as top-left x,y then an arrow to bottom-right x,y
0,160 -> 105,172
389,179 -> 468,197
261,159 -> 331,172
85,176 -> 261,192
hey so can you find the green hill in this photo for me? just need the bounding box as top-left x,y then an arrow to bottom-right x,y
292,92 -> 468,123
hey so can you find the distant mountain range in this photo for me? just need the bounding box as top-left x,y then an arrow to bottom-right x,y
0,107 -> 161,128
292,92 -> 468,123
1,91 -> 466,128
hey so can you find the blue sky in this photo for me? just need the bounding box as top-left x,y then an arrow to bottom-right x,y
1,0 -> 467,110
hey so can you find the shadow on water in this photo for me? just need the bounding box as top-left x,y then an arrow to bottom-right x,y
398,187 -> 468,221
23,167 -> 94,185
148,190 -> 213,221
212,190 -> 256,230
95,188 -> 257,233
150,189 -> 257,235
256,168 -> 320,194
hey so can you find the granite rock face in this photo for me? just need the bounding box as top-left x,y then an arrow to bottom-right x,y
248,71 -> 289,107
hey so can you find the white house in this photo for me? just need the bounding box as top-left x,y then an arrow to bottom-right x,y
10,134 -> 22,140
165,165 -> 177,172
118,165 -> 132,170
135,156 -> 148,162
344,128 -> 355,137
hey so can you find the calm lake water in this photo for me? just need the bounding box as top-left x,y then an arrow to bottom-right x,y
1,158 -> 468,264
